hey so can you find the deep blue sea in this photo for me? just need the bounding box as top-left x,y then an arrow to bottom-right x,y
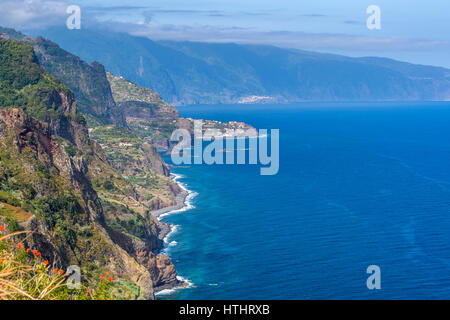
158,102 -> 450,300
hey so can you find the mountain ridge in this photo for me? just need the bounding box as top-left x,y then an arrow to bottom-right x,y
0,27 -> 127,127
33,27 -> 450,105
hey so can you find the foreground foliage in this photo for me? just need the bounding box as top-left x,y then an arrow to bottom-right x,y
0,227 -> 135,300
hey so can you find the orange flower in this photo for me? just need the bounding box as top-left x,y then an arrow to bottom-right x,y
17,243 -> 23,250
108,277 -> 114,281
105,272 -> 109,276
100,275 -> 104,280
53,268 -> 59,274
32,250 -> 41,258
86,290 -> 90,295
0,260 -> 3,264
59,270 -> 64,275
43,260 -> 49,266
11,240 -> 14,244
0,225 -> 4,231
26,248 -> 30,253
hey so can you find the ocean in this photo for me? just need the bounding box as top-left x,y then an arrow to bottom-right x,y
157,102 -> 450,300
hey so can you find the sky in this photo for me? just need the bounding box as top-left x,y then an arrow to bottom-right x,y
0,0 -> 449,67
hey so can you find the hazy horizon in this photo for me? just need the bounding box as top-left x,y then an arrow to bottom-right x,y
0,0 -> 449,68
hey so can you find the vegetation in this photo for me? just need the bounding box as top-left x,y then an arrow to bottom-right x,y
0,134 -> 85,250
106,72 -> 181,142
0,34 -> 180,299
32,38 -> 123,126
0,202 -> 32,223
0,29 -> 124,127
86,123 -> 177,245
0,227 -> 135,300
107,72 -> 171,107
0,38 -> 76,123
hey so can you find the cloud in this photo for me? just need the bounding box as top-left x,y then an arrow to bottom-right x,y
2,2 -> 449,55
142,10 -> 153,24
0,0 -> 69,29
300,14 -> 327,17
343,20 -> 360,25
84,6 -> 149,12
240,12 -> 271,16
103,20 -> 450,53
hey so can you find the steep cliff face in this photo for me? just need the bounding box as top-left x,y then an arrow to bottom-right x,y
0,107 -> 156,299
0,27 -> 126,127
107,72 -> 180,122
33,37 -> 127,127
107,72 -> 193,153
0,37 -> 179,299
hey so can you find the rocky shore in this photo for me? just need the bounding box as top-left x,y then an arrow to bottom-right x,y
152,187 -> 190,219
151,174 -> 192,294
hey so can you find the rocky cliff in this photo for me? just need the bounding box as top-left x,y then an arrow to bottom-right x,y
106,72 -> 193,153
0,37 -> 180,299
0,27 -> 126,127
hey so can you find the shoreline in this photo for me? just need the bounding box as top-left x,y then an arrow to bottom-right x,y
151,172 -> 197,296
151,187 -> 189,219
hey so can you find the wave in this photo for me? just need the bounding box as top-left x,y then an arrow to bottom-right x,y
162,225 -> 180,251
158,173 -> 198,219
169,240 -> 178,247
155,276 -> 194,297
156,172 -> 197,294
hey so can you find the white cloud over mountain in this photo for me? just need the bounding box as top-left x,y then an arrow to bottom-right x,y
0,0 -> 69,29
1,1 -> 449,66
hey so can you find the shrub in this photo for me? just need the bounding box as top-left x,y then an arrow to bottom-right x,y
0,227 -> 121,300
65,144 -> 77,157
103,180 -> 115,191
0,191 -> 21,207
7,217 -> 20,233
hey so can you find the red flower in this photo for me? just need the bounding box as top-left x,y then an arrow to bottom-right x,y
100,275 -> 104,280
108,277 -> 114,281
26,248 -> 30,253
86,290 -> 90,295
43,260 -> 49,266
59,270 -> 64,275
0,225 -> 4,232
53,268 -> 59,274
32,250 -> 41,257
